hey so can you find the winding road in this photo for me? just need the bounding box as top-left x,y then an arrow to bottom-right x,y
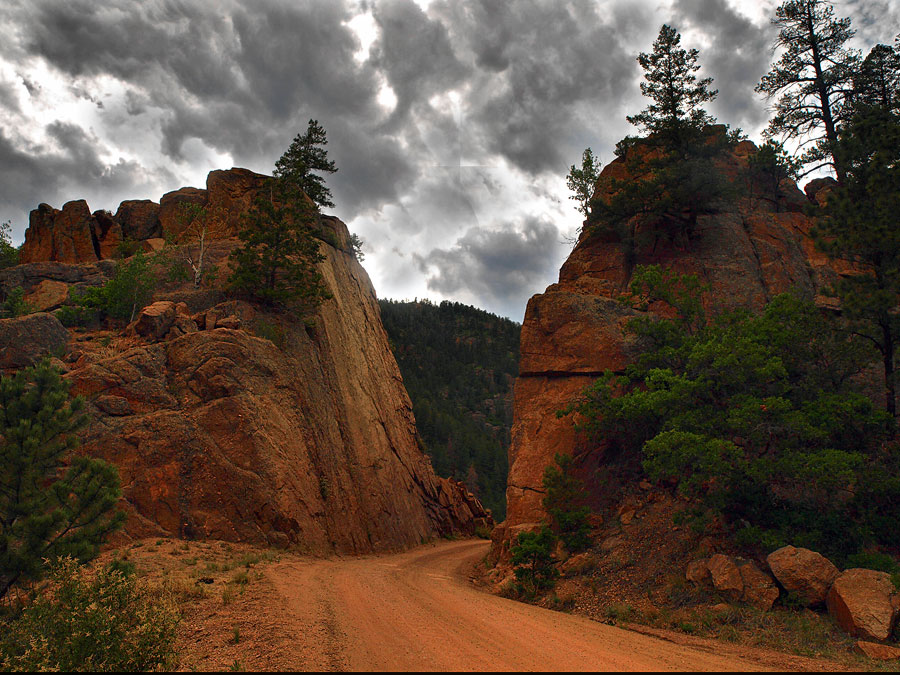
260,539 -> 819,671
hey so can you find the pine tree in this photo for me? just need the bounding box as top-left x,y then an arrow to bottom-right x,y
813,107 -> 900,417
0,360 -> 125,601
566,148 -> 602,218
586,25 -> 731,254
542,454 -> 591,553
228,180 -> 330,309
626,24 -> 718,148
755,0 -> 859,182
274,119 -> 338,210
851,42 -> 900,115
0,221 -> 18,270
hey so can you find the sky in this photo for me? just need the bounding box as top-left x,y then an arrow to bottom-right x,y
0,0 -> 897,320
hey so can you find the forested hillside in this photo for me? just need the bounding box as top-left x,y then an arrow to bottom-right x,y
379,299 -> 519,519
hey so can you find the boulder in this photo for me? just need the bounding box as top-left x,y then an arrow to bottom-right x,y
686,559 -> 711,584
804,177 -> 839,206
766,546 -> 839,606
205,168 -> 269,237
560,552 -> 597,577
159,187 -> 208,240
855,641 -> 900,661
127,301 -> 177,341
827,568 -> 899,641
19,201 -> 99,264
24,279 -> 70,312
708,554 -> 779,611
115,200 -> 162,241
0,313 -> 69,370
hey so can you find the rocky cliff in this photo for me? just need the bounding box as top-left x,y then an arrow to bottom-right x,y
2,169 -> 490,552
493,134 -> 840,554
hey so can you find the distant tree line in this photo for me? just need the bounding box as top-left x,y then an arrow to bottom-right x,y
378,298 -> 520,519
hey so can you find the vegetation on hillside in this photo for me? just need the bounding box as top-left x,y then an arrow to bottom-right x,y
378,299 -> 518,519
0,360 -> 124,603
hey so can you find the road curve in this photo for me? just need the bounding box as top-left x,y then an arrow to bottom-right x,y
264,539 -> 789,672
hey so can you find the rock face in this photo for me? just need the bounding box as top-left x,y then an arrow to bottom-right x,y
766,546 -> 839,607
16,168 -> 267,265
0,313 -> 69,370
55,214 -> 489,551
20,201 -> 99,265
495,133 -> 840,553
826,568 -> 899,641
115,200 -> 161,241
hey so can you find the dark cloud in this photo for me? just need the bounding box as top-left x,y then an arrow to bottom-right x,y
0,0 -> 892,317
415,217 -> 564,318
0,124 -> 172,235
671,0 -> 772,133
430,0 -> 638,174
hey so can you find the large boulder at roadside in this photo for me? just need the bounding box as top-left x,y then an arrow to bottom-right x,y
767,546 -> 840,607
707,554 -> 780,611
827,568 -> 900,641
0,313 -> 69,370
855,641 -> 900,661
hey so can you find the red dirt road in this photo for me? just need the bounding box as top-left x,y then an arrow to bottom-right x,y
264,539 -> 790,672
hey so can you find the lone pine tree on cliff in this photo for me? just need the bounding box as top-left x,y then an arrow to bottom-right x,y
274,119 -> 338,210
626,23 -> 718,148
588,24 -> 727,253
229,120 -> 337,308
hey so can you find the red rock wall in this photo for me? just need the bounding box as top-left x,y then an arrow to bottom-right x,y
494,138 -> 840,553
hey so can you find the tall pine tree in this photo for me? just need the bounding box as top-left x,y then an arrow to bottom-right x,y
813,107 -> 900,418
756,0 -> 858,182
626,24 -> 718,148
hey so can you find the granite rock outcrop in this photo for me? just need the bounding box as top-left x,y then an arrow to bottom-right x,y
495,132 -> 841,554
6,170 -> 491,552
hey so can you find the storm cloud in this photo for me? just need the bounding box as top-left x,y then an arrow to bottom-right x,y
0,0 -> 896,319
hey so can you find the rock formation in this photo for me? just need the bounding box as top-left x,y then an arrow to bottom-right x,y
494,131 -> 840,554
4,169 -> 491,552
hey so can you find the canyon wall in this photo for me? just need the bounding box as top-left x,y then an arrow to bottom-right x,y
3,169 -> 490,552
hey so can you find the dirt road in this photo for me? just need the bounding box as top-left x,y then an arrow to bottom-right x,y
264,539 -> 792,672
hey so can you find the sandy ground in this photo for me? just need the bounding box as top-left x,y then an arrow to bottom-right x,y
238,539 -> 842,672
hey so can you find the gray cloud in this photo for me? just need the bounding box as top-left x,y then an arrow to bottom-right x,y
415,217 -> 564,319
671,0 -> 772,133
0,0 -> 893,318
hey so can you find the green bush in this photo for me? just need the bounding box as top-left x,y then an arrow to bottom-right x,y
55,303 -> 99,328
569,264 -> 895,560
0,558 -> 179,672
0,287 -> 30,318
74,252 -> 154,322
510,525 -> 559,596
542,454 -> 592,553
